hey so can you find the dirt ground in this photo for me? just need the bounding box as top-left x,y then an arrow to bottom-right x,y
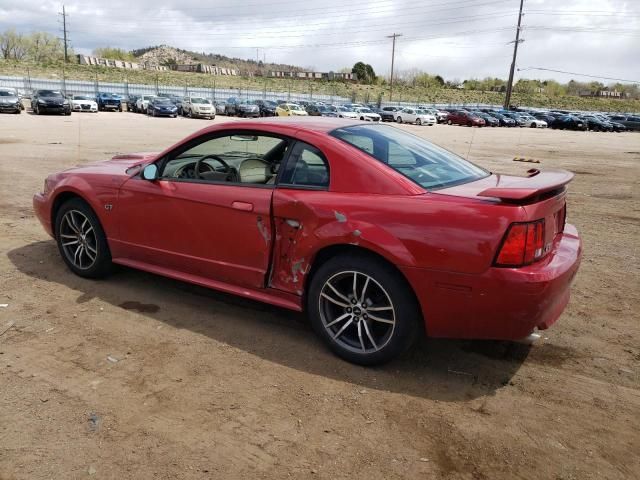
0,111 -> 638,480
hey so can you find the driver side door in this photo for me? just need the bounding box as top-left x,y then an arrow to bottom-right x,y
113,131 -> 288,290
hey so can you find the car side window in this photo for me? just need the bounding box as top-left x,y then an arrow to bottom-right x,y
159,133 -> 290,186
279,141 -> 329,189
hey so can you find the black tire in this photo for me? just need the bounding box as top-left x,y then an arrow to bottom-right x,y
416,118 -> 422,125
54,198 -> 112,278
447,119 -> 452,125
307,253 -> 420,366
396,116 -> 402,123
467,121 -> 473,127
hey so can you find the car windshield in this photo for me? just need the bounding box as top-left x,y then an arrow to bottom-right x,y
338,107 -> 354,112
73,96 -> 91,100
0,90 -> 16,96
155,98 -> 173,105
359,108 -> 373,113
39,90 -> 63,98
331,124 -> 489,190
191,98 -> 209,104
288,104 -> 302,110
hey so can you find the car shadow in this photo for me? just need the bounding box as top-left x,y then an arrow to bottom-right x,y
8,241 -> 532,401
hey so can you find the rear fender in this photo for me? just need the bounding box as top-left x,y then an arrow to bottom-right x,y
269,207 -> 415,296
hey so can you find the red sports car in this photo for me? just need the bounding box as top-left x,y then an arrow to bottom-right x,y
33,118 -> 582,365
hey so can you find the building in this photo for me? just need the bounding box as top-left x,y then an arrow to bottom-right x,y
269,71 -> 357,81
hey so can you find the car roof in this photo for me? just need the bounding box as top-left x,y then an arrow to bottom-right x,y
213,116 -> 362,134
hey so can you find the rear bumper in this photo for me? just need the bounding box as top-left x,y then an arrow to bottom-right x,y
33,193 -> 54,238
401,224 -> 582,340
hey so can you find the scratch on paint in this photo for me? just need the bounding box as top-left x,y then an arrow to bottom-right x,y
334,211 -> 347,223
257,217 -> 270,245
353,229 -> 362,237
291,258 -> 306,283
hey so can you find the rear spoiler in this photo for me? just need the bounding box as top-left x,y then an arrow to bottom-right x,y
478,169 -> 574,201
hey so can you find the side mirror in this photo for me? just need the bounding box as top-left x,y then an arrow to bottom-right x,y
142,164 -> 158,181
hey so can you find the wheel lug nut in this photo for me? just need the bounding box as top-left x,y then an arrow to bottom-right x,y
351,299 -> 357,304
347,308 -> 352,313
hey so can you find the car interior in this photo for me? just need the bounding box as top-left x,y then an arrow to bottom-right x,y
159,134 -> 329,187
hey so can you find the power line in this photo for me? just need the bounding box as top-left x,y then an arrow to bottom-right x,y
518,67 -> 639,84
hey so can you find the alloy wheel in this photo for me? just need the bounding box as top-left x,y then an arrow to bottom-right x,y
59,210 -> 98,270
319,271 -> 396,354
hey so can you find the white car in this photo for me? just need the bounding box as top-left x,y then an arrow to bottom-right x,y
136,95 -> 157,114
71,95 -> 98,113
181,96 -> 215,119
334,106 -> 358,119
396,108 -> 436,125
519,114 -> 547,128
354,107 -> 381,122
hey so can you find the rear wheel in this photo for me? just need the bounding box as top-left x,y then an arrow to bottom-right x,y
447,119 -> 452,125
416,118 -> 422,125
396,116 -> 403,123
467,121 -> 473,127
54,198 -> 112,278
307,253 -> 420,365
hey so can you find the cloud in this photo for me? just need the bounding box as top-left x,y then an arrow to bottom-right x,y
0,0 -> 638,83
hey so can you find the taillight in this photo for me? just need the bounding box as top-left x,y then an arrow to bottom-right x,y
495,220 -> 546,267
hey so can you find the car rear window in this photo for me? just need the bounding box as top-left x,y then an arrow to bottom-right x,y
330,124 -> 489,190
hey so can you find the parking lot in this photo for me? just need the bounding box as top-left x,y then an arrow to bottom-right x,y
0,111 -> 639,479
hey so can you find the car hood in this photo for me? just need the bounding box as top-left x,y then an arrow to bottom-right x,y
0,95 -> 19,102
63,152 -> 159,176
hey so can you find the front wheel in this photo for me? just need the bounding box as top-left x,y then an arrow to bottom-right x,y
396,116 -> 403,123
54,198 -> 112,278
307,253 -> 420,365
416,118 -> 422,125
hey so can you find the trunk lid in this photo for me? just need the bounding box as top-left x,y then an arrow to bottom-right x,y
435,168 -> 572,255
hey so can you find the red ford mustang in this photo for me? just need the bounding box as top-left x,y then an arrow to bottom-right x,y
33,117 -> 582,365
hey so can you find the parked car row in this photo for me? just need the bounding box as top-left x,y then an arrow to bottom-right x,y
7,88 -> 639,132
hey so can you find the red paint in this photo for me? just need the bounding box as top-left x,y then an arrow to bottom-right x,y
33,118 -> 582,340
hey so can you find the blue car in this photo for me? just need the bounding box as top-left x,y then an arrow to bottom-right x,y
96,92 -> 122,112
146,97 -> 178,117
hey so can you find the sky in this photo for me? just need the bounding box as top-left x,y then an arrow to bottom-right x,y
1,0 -> 639,84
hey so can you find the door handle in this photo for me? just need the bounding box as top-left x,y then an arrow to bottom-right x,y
231,201 -> 254,212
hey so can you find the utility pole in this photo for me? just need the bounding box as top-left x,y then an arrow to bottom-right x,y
59,5 -> 69,63
386,33 -> 402,101
504,0 -> 525,109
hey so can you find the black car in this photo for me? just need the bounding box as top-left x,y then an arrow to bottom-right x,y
473,111 -> 499,127
32,90 -> 71,115
128,95 -> 140,113
580,115 -> 613,132
147,97 -> 178,117
380,106 -> 401,122
96,92 -> 122,112
225,97 -> 260,117
485,112 -> 516,127
533,112 -> 557,125
608,114 -> 640,132
253,99 -> 277,117
305,104 -> 330,116
0,88 -> 22,114
551,115 -> 587,131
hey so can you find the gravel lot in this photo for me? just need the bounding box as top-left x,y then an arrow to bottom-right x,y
0,111 -> 639,480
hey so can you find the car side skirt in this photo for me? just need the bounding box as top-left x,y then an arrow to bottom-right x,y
112,257 -> 303,312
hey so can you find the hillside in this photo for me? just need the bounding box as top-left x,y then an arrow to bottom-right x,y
131,45 -> 302,75
1,59 -> 638,113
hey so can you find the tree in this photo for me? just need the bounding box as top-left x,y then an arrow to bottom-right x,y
0,29 -> 28,60
28,32 -> 64,63
351,61 -> 376,84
